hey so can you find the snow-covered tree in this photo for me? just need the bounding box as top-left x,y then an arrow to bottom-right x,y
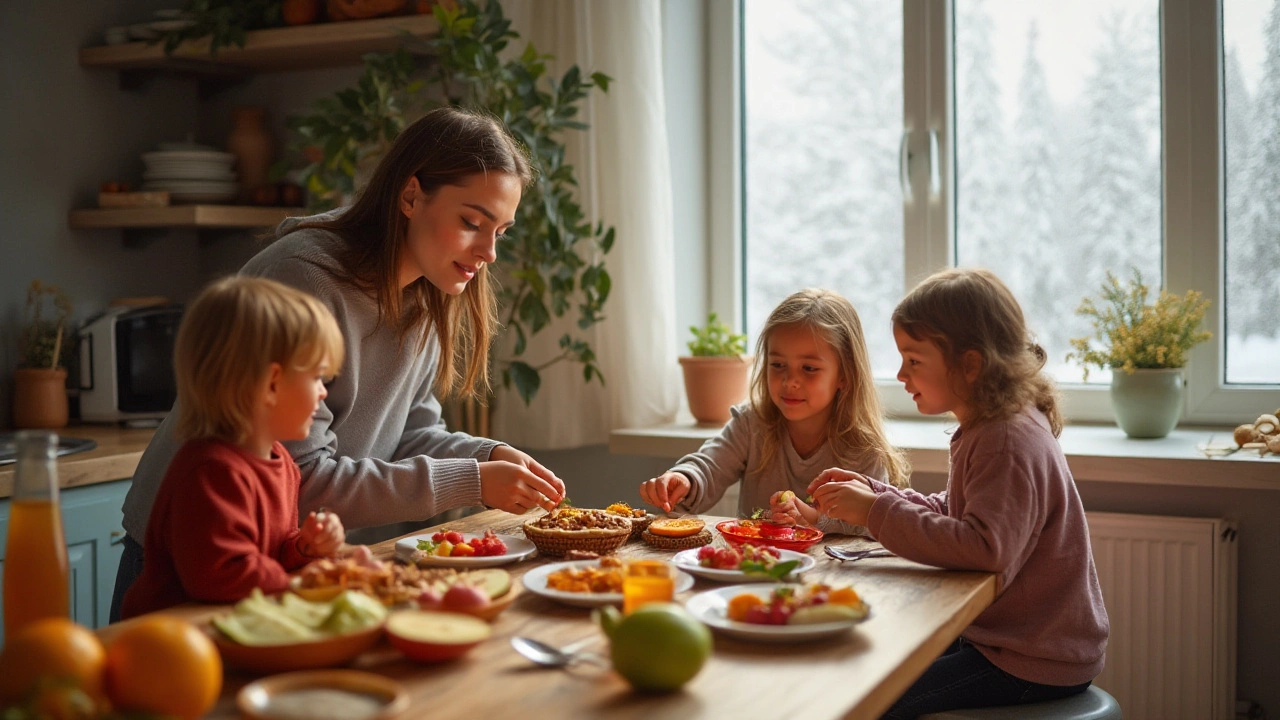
955,0 -> 1012,266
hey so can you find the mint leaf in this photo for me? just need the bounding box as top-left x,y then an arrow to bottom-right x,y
766,560 -> 800,580
416,539 -> 438,553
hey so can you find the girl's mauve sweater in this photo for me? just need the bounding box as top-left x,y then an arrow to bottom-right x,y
865,408 -> 1109,686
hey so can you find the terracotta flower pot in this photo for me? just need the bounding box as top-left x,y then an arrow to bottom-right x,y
679,356 -> 752,426
12,367 -> 69,429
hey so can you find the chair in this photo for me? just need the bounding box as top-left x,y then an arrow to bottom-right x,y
918,685 -> 1121,719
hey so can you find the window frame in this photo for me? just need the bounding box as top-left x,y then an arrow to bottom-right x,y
722,0 -> 1280,425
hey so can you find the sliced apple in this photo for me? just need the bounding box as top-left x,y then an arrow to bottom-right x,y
386,610 -> 491,663
463,568 -> 512,599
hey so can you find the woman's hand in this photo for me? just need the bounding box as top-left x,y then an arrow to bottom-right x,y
299,510 -> 345,557
807,467 -> 875,497
639,472 -> 692,513
810,480 -> 877,527
769,490 -> 821,527
481,445 -> 565,513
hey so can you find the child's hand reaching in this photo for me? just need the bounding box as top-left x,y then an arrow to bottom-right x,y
807,467 -> 876,497
809,477 -> 877,527
299,509 -> 345,558
639,472 -> 692,513
768,490 -> 821,527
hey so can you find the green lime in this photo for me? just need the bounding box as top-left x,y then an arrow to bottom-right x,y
597,603 -> 712,692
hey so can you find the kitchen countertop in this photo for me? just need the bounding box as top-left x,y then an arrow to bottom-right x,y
0,425 -> 156,498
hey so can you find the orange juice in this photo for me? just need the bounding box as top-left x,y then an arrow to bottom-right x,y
4,499 -> 70,636
622,560 -> 674,614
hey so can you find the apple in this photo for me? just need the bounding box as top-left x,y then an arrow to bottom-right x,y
463,569 -> 512,599
442,583 -> 491,612
386,610 -> 491,662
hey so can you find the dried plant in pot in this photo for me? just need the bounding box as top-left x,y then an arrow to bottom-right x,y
679,313 -> 751,426
13,281 -> 73,429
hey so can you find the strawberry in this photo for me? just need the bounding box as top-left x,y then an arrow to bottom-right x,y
444,531 -> 465,545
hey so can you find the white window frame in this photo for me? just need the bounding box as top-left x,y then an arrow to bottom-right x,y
717,0 -> 1280,425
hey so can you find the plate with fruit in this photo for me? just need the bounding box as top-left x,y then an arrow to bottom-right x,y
395,529 -> 536,568
684,583 -> 870,642
672,545 -> 815,583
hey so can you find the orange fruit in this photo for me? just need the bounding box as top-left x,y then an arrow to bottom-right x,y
0,617 -> 106,706
647,517 -> 705,538
105,616 -> 222,719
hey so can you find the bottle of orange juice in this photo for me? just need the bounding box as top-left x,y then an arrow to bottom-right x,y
3,431 -> 69,637
622,559 -> 675,614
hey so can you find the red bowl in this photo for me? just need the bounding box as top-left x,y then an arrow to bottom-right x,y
715,520 -> 824,552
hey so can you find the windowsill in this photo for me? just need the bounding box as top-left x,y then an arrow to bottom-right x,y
609,417 -> 1280,492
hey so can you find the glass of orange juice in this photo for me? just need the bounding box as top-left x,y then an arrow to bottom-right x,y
622,559 -> 675,614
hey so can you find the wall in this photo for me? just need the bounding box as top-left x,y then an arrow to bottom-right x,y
0,1 -> 207,427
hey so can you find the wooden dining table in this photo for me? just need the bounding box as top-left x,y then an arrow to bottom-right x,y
111,510 -> 996,720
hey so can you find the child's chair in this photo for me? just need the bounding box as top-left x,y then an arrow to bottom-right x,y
918,685 -> 1121,719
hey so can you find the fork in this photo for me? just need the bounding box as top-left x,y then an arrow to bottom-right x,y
824,546 -> 893,562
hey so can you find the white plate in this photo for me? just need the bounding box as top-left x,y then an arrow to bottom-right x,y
522,560 -> 696,608
393,533 -> 536,568
684,584 -> 869,643
671,548 -> 816,583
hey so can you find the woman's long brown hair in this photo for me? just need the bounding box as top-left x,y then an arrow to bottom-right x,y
297,106 -> 532,399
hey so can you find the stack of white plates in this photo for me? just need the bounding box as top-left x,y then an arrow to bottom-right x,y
141,150 -> 238,204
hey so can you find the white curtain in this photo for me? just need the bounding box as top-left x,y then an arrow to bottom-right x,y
491,0 -> 680,448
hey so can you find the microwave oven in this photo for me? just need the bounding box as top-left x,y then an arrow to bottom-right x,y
78,304 -> 183,423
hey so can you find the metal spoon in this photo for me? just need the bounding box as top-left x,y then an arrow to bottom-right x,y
511,636 -> 607,668
824,546 -> 893,562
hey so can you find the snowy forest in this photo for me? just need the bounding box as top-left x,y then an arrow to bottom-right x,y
744,0 -> 1280,385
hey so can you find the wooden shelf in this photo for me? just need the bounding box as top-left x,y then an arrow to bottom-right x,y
69,205 -> 305,230
79,14 -> 438,74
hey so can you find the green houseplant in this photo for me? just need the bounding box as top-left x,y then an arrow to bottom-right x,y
280,0 -> 614,407
13,281 -> 73,429
1068,269 -> 1212,438
680,313 -> 751,426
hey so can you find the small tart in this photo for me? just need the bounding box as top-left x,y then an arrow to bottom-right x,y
647,517 -> 706,538
642,527 -> 713,550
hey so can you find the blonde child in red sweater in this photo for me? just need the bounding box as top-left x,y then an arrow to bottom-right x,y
809,268 -> 1108,718
122,276 -> 346,618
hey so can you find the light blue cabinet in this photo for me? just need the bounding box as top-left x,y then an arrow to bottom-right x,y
0,479 -> 130,645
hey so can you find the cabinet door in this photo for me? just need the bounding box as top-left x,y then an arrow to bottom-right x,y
0,479 -> 132,645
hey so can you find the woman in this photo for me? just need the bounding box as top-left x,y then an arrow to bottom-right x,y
112,107 -> 565,621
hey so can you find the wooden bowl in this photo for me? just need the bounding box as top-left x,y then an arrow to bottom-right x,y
209,622 -> 384,675
237,669 -> 408,720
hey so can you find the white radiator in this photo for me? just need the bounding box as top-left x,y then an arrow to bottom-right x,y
1088,512 -> 1238,720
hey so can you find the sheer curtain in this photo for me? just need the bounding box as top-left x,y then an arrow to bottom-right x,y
491,0 -> 680,449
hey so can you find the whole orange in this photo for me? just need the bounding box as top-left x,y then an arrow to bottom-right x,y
104,616 -> 222,719
0,617 -> 106,706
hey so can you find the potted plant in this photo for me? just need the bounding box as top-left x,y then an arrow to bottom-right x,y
680,313 -> 751,426
1067,269 -> 1211,439
278,0 -> 614,407
13,281 -> 73,429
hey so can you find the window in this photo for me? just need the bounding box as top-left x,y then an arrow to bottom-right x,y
732,0 -> 1280,423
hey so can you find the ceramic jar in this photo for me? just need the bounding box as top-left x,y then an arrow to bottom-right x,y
1110,367 -> 1184,439
227,107 -> 273,203
12,368 -> 69,429
679,356 -> 753,425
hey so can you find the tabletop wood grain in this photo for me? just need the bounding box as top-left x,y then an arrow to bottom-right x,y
110,510 -> 995,720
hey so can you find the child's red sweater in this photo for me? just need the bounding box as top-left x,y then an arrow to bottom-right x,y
121,439 -> 311,619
